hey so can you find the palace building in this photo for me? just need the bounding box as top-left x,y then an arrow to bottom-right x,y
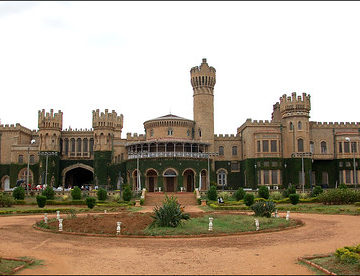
0,58 -> 359,192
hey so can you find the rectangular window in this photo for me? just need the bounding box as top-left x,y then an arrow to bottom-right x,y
310,142 -> 314,154
346,162 -> 351,167
311,171 -> 316,186
264,161 -> 270,167
263,170 -> 269,184
262,140 -> 269,152
231,161 -> 240,172
344,142 -> 350,153
271,170 -> 278,184
257,170 -> 261,185
339,142 -> 343,153
339,171 -> 344,184
219,146 -> 224,156
339,161 -> 343,167
345,170 -> 351,183
18,155 -> 24,164
257,141 -> 261,152
232,146 -> 238,156
322,172 -> 328,185
271,161 -> 278,167
271,140 -> 277,152
352,142 -> 357,153
30,155 -> 35,164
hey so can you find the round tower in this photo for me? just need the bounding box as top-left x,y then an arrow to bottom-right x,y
191,58 -> 216,151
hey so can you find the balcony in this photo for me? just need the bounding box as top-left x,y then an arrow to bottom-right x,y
127,151 -> 209,159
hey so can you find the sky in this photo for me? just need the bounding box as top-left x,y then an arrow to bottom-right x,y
1,1 -> 360,137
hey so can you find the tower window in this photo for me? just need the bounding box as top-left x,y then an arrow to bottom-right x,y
198,128 -> 202,137
290,122 -> 293,130
339,142 -> 342,153
232,146 -> 238,156
310,141 -> 314,153
344,141 -> 350,153
187,129 -> 190,137
298,138 -> 304,152
18,155 -> 24,164
271,140 -> 277,152
321,141 -> 327,154
168,128 -> 173,136
262,140 -> 269,152
150,129 -> 154,137
298,121 -> 302,130
219,146 -> 224,156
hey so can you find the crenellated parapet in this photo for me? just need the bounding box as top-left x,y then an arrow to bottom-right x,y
214,134 -> 239,141
126,133 -> 146,141
278,92 -> 311,119
92,109 -> 123,130
190,58 -> 216,94
38,109 -> 63,130
0,123 -> 33,135
310,121 -> 360,129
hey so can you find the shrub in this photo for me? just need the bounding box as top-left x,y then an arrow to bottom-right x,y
62,195 -> 69,201
0,192 -> 15,207
97,188 -> 108,201
289,193 -> 300,205
150,195 -> 190,228
13,187 -> 25,200
318,189 -> 360,205
270,191 -> 283,201
234,188 -> 246,201
251,200 -> 276,217
340,251 -> 360,264
258,186 -> 270,199
218,191 -> 231,201
207,185 -> 217,201
299,192 -> 309,199
311,185 -> 323,197
282,186 -> 296,198
71,186 -> 82,200
339,183 -> 348,189
86,197 -> 96,209
112,193 -> 121,202
244,193 -> 255,206
36,195 -> 47,208
42,186 -> 55,200
123,185 -> 132,201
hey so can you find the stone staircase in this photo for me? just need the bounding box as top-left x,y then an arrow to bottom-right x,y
144,192 -> 197,207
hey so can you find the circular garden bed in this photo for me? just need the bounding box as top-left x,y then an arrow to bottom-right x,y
34,211 -> 303,238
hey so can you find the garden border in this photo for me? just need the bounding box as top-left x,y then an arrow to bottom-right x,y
32,217 -> 304,239
0,257 -> 34,275
298,254 -> 337,275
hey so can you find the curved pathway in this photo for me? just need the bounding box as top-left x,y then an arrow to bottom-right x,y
0,211 -> 359,275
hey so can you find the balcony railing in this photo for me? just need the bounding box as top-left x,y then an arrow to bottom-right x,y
127,152 -> 209,159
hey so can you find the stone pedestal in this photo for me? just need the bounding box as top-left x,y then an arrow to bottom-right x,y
201,200 -> 207,206
135,200 -> 141,207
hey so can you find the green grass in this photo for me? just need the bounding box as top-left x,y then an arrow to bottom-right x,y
310,255 -> 360,275
0,257 -> 41,275
143,214 -> 296,236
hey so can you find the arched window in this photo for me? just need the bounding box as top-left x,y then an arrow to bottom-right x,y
83,138 -> 88,153
310,141 -> 314,153
321,141 -> 327,154
297,138 -> 304,152
298,121 -> 302,130
232,146 -> 238,156
70,138 -> 75,153
150,129 -> 154,137
290,122 -> 293,131
18,155 -> 24,164
187,129 -> 190,137
168,128 -> 173,136
219,146 -> 224,156
217,169 -> 227,186
64,138 -> 69,155
198,128 -> 202,137
89,138 -> 94,154
77,138 -> 82,153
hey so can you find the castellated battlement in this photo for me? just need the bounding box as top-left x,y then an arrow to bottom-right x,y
0,123 -> 33,135
38,109 -> 63,129
214,134 -> 238,140
62,128 -> 93,132
278,92 -> 311,118
310,121 -> 360,128
126,133 -> 146,141
92,109 -> 123,129
190,58 -> 216,90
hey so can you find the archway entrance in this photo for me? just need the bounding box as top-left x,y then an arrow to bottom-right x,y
146,169 -> 158,192
65,167 -> 93,189
163,169 -> 177,192
183,169 -> 195,192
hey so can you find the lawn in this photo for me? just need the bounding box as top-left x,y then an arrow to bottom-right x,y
310,255 -> 360,275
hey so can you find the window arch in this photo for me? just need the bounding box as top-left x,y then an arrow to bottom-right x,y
83,138 -> 88,153
298,121 -> 302,130
198,128 -> 202,137
77,138 -> 82,153
18,155 -> 24,164
297,138 -> 304,152
70,138 -> 75,153
219,146 -> 224,156
289,122 -> 293,131
321,141 -> 327,154
168,128 -> 173,136
217,169 -> 227,186
150,129 -> 154,137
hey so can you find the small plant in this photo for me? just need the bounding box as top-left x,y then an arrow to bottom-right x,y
282,185 -> 296,198
289,193 -> 300,205
318,189 -> 360,205
150,195 -> 190,228
86,197 -> 96,209
42,186 -> 55,200
207,185 -> 217,201
71,186 -> 82,200
270,191 -> 283,201
251,200 -> 276,217
234,188 -> 246,201
112,193 -> 121,202
36,195 -> 47,208
258,186 -> 270,199
339,183 -> 348,189
311,185 -> 323,197
244,193 -> 255,206
62,195 -> 69,201
13,186 -> 25,200
0,192 -> 15,207
123,185 -> 132,201
67,209 -> 77,218
97,188 -> 108,201
299,192 -> 308,199
335,245 -> 360,264
218,191 -> 231,201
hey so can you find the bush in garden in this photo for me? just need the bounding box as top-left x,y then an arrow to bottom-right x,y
86,197 -> 96,209
12,186 -> 25,200
218,191 -> 231,201
42,185 -> 55,200
270,191 -> 283,201
0,192 -> 15,207
335,245 -> 360,264
318,189 -> 360,205
234,188 -> 246,201
112,193 -> 121,202
71,186 -> 82,200
282,186 -> 296,198
258,186 -> 270,199
150,195 -> 190,228
311,185 -> 323,197
207,185 -> 217,201
244,193 -> 255,206
289,193 -> 300,205
339,183 -> 348,189
97,188 -> 108,201
36,195 -> 47,208
251,200 -> 276,217
123,185 -> 132,202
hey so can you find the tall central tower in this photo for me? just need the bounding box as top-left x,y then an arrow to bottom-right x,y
191,58 -> 216,152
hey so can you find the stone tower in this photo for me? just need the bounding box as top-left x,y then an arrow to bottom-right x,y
38,109 -> 63,152
191,58 -> 216,152
92,109 -> 123,151
279,92 -> 311,157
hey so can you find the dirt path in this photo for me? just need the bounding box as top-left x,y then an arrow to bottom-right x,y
1,210 -> 359,275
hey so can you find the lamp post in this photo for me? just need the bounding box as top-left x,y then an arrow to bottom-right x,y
345,137 -> 357,189
292,152 -> 312,193
38,151 -> 58,187
284,163 -> 287,187
26,139 -> 36,195
207,152 -> 219,191
254,163 -> 257,188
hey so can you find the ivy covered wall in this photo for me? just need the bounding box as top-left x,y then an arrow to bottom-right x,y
38,152 -> 60,187
214,161 -> 241,190
93,151 -> 112,188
